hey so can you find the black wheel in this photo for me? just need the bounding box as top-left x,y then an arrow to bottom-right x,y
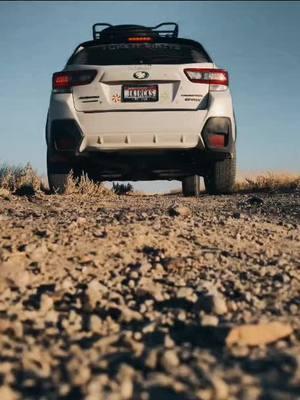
204,147 -> 236,195
47,149 -> 80,194
182,175 -> 201,197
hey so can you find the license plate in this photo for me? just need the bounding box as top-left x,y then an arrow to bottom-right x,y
122,85 -> 158,102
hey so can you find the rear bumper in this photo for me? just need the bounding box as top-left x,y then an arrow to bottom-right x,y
46,92 -> 236,179
47,115 -> 234,155
47,90 -> 235,150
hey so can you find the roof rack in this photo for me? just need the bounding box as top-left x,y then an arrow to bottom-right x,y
92,23 -> 113,40
92,22 -> 179,41
150,23 -> 179,38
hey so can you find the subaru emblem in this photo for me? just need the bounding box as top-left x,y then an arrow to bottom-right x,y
133,71 -> 149,79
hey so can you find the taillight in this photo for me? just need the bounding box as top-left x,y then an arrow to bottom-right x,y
52,70 -> 97,92
127,37 -> 154,42
184,68 -> 229,91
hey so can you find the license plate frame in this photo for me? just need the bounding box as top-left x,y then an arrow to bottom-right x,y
122,84 -> 159,102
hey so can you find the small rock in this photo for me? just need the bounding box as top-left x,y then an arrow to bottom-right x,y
196,388 -> 213,400
161,350 -> 180,370
232,211 -> 241,219
133,332 -> 142,341
247,196 -> 264,206
212,295 -> 228,316
90,315 -> 102,333
76,217 -> 87,225
201,314 -> 219,327
178,311 -> 187,321
145,349 -> 158,369
139,262 -> 152,274
142,322 -> 156,334
45,310 -> 59,325
289,304 -> 298,314
153,263 -> 165,275
120,378 -> 133,400
22,347 -> 52,378
177,287 -> 197,302
226,322 -> 293,347
197,292 -> 228,316
128,280 -> 135,289
129,271 -> 139,280
87,280 -> 107,308
168,205 -> 191,217
120,305 -> 142,323
118,365 -> 134,400
211,376 -> 229,400
0,385 -> 20,400
40,294 -> 54,313
164,334 -> 175,348
0,319 -> 12,333
67,358 -> 91,386
136,277 -> 164,302
230,345 -> 250,358
34,229 -> 51,238
93,229 -> 107,238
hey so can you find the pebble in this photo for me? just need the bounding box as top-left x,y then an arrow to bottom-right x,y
90,315 -> 103,332
161,350 -> 180,370
201,314 -> 219,327
87,279 -> 107,308
0,385 -> 20,400
226,322 -> 293,347
212,295 -> 228,315
168,205 -> 191,217
211,376 -> 229,400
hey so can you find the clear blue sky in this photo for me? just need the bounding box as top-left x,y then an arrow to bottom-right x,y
0,1 -> 299,192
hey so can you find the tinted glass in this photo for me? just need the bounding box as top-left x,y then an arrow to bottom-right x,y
68,43 -> 209,65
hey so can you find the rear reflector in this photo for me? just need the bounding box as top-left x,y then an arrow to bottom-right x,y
127,36 -> 154,42
207,134 -> 226,148
184,68 -> 228,91
52,70 -> 97,91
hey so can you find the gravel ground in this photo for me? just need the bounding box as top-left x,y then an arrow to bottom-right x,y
0,189 -> 299,400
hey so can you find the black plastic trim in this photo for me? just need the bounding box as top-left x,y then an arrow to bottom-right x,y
201,117 -> 234,154
50,119 -> 83,153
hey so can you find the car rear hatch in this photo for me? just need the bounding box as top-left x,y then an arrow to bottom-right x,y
69,41 -> 214,112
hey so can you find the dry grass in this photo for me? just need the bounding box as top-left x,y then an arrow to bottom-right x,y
63,171 -> 114,197
0,163 -> 114,197
165,173 -> 300,195
0,163 -> 45,194
1,163 -> 298,197
234,172 -> 300,193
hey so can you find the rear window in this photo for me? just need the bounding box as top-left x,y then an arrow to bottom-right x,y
68,43 -> 209,65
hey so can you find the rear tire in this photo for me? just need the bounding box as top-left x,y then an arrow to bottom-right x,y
204,147 -> 236,195
47,150 -> 79,194
182,175 -> 201,197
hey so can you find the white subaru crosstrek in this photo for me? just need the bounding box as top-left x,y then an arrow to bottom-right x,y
46,23 -> 237,195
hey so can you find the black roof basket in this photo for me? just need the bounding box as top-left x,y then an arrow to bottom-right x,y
92,22 -> 179,41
